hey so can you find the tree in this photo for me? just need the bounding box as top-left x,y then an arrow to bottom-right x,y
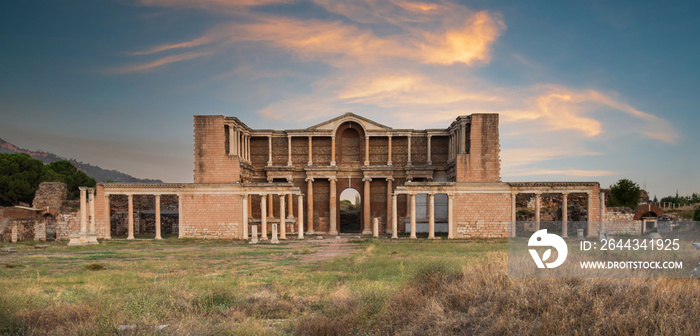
0,153 -> 58,206
47,160 -> 96,200
694,207 -> 700,221
609,179 -> 641,210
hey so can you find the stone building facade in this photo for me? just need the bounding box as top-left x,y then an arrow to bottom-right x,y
90,113 -> 602,240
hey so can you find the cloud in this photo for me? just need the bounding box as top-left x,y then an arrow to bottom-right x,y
122,0 -> 679,179
109,51 -> 214,73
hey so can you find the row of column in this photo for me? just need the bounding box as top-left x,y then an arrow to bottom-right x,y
391,192 -> 455,239
121,194 -> 167,240
265,134 -> 437,167
78,186 -> 98,244
509,191 -> 604,238
449,122 -> 467,160
228,125 -> 250,163
248,193 -> 304,240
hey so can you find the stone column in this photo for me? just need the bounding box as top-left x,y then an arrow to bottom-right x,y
306,178 -> 314,234
267,135 -> 273,166
448,194 -> 455,239
448,134 -> 453,160
104,195 -> 111,240
127,194 -> 134,240
511,192 -> 517,237
391,193 -> 398,239
287,135 -> 293,166
287,193 -> 294,221
297,194 -> 304,239
268,194 -> 274,219
587,192 -> 593,237
372,218 -> 379,238
535,193 -> 541,232
88,188 -> 95,233
407,134 -> 412,165
331,136 -> 336,166
460,123 -> 466,154
233,128 -> 239,156
242,194 -> 248,240
234,124 -> 236,155
599,190 -> 605,235
155,194 -> 162,240
410,193 -> 417,239
362,177 -> 372,235
279,194 -> 286,239
79,187 -> 88,234
329,178 -> 338,235
178,194 -> 183,238
308,136 -> 313,166
260,194 -> 268,240
428,193 -> 435,239
562,193 -> 568,237
386,178 -> 393,234
364,136 -> 370,166
427,135 -> 432,165
387,135 -> 393,166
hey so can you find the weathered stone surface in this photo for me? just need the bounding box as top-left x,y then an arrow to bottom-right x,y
1,247 -> 16,253
692,242 -> 700,250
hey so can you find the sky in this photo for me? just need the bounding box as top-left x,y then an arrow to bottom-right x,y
1,0 -> 698,198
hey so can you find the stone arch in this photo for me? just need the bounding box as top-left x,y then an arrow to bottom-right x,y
336,121 -> 365,165
633,204 -> 664,220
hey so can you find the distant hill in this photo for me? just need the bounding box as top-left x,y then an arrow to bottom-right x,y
0,138 -> 163,183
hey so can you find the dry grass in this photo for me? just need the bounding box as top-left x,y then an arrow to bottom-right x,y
1,238 -> 698,335
297,253 -> 700,335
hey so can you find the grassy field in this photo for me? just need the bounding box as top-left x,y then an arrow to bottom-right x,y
1,237 -> 698,335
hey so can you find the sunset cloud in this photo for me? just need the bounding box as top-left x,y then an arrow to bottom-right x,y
123,0 -> 679,179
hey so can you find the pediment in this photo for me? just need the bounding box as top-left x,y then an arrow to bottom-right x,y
307,113 -> 392,132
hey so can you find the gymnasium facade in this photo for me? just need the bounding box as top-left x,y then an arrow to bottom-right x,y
86,113 -> 602,241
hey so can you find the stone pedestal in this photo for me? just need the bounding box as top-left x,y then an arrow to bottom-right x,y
250,225 -> 258,244
372,218 -> 379,238
577,229 -> 584,241
271,224 -> 279,244
67,233 -> 83,246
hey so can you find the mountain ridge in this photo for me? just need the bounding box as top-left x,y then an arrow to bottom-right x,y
0,138 -> 163,183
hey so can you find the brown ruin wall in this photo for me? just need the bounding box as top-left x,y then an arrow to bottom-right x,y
194,115 -> 241,183
454,193 -> 511,238
180,194 -> 242,239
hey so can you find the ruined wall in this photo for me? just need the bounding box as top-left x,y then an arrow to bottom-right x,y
194,115 -> 241,183
32,182 -> 67,212
454,193 -> 511,238
454,114 -> 501,183
180,193 -> 242,239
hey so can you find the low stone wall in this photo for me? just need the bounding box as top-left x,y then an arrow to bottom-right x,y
606,221 -> 641,235
0,219 -> 36,243
55,213 -> 79,240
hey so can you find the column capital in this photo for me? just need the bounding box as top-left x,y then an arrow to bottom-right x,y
305,177 -> 314,182
261,193 -> 268,197
561,192 -> 569,196
448,193 -> 455,199
386,177 -> 394,181
365,135 -> 370,139
331,135 -> 335,139
362,177 -> 372,182
87,187 -> 95,193
328,177 -> 337,182
79,186 -> 88,191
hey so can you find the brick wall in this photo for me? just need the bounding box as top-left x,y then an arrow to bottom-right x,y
454,193 -> 511,238
180,193 -> 241,239
455,114 -> 501,182
194,115 -> 241,183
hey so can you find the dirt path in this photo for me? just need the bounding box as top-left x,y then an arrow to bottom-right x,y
297,236 -> 358,263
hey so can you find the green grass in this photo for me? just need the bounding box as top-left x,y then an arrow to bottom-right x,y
1,237 -> 698,335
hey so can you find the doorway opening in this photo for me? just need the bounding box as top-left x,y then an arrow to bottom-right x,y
339,188 -> 361,233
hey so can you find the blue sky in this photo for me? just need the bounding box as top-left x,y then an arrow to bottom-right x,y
1,0 -> 698,198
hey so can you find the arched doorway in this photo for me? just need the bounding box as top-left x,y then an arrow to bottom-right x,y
339,188 -> 361,233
